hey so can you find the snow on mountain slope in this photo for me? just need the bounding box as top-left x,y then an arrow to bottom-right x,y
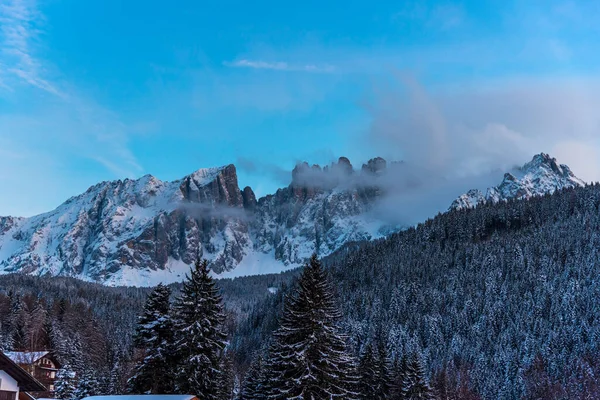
0,159 -> 389,286
0,165 -> 253,284
450,153 -> 585,210
0,153 -> 582,286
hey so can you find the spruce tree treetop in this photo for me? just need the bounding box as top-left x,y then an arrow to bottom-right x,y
358,343 -> 378,400
402,352 -> 434,400
128,283 -> 176,395
133,283 -> 172,347
266,254 -> 358,400
240,350 -> 267,400
173,259 -> 227,400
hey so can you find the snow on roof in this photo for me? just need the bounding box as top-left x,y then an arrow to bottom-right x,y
82,396 -> 197,400
4,351 -> 49,364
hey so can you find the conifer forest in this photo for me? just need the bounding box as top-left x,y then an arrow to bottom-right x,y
3,184 -> 600,399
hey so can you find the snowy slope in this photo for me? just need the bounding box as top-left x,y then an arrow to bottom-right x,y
0,153 -> 583,286
450,153 -> 585,210
0,165 -> 254,285
0,159 -> 390,286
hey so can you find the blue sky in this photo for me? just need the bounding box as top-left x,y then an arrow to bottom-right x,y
2,0 -> 600,216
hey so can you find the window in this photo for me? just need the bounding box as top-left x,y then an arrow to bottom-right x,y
0,391 -> 16,400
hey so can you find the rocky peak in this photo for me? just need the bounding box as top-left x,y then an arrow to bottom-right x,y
522,152 -> 579,180
0,216 -> 22,235
241,186 -> 257,210
451,153 -> 585,210
449,189 -> 485,210
362,157 -> 387,175
503,172 -> 517,182
334,156 -> 353,175
291,162 -> 312,186
179,164 -> 244,206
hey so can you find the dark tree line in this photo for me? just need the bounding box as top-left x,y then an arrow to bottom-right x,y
231,184 -> 600,399
128,259 -> 230,400
5,183 -> 600,398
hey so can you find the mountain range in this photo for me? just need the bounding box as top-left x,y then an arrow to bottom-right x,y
0,153 -> 585,286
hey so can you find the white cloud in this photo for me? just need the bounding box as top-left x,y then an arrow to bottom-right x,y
552,140 -> 600,183
0,0 -> 64,96
364,75 -> 600,182
224,59 -> 335,73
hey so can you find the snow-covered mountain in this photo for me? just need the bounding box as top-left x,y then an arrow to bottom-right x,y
0,153 -> 584,286
0,158 -> 390,286
450,153 -> 585,210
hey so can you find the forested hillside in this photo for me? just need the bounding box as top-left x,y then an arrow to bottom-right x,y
233,183 -> 600,399
3,183 -> 600,398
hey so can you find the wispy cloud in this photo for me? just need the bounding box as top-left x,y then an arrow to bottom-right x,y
0,0 -> 144,191
224,59 -> 335,73
0,0 -> 64,96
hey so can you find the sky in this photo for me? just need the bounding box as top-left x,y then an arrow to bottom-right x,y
2,0 -> 600,217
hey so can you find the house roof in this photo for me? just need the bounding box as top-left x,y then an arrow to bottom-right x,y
4,352 -> 50,365
82,396 -> 197,400
0,352 -> 47,392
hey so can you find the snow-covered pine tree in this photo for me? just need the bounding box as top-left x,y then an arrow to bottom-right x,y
264,254 -> 358,399
0,327 -> 7,352
373,336 -> 391,399
240,351 -> 267,400
358,343 -> 379,400
389,355 -> 406,400
218,351 -> 235,400
73,369 -> 100,400
128,283 -> 176,394
173,259 -> 227,399
9,294 -> 26,350
107,353 -> 126,395
401,353 -> 435,400
54,364 -> 77,400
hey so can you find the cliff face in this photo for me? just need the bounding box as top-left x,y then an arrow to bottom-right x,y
0,158 -> 391,285
0,153 -> 584,286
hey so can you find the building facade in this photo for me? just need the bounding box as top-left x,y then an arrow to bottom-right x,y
4,353 -> 59,397
0,353 -> 46,400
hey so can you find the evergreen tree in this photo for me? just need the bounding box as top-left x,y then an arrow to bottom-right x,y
0,327 -> 7,352
173,259 -> 227,399
9,295 -> 26,350
401,353 -> 435,400
390,355 -> 408,400
358,343 -> 379,399
107,354 -> 126,395
55,364 -> 77,400
128,283 -> 176,394
240,352 -> 267,400
218,352 -> 235,400
264,254 -> 358,399
73,369 -> 100,400
373,336 -> 391,399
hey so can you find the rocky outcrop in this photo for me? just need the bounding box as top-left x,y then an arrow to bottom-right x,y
0,165 -> 254,282
0,153 -> 583,286
450,153 -> 585,210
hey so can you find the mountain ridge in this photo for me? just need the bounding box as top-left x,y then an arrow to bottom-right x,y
0,157 -> 391,285
0,153 -> 585,286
